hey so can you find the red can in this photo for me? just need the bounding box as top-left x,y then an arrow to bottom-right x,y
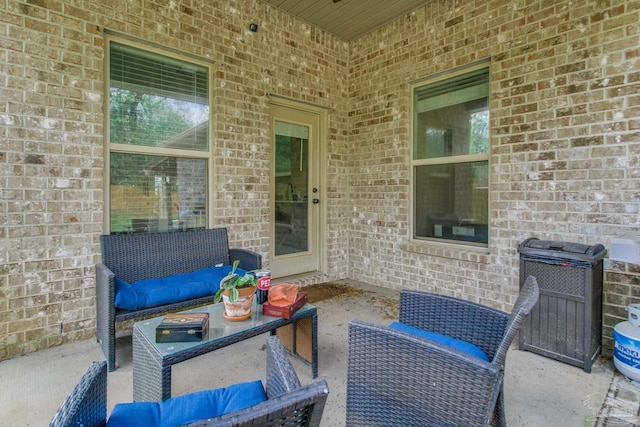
255,270 -> 271,304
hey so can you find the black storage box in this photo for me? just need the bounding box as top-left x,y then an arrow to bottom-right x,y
156,313 -> 209,343
518,237 -> 606,373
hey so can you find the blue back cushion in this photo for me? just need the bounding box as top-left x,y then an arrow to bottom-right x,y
389,321 -> 489,361
115,265 -> 245,310
106,379 -> 267,427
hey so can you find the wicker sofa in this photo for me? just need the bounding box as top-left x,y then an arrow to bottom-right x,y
50,336 -> 329,427
96,228 -> 262,371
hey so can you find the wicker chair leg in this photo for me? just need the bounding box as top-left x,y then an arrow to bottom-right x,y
107,334 -> 116,372
492,389 -> 506,427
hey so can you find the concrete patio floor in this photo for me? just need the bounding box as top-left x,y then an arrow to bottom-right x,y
1,280 -> 636,426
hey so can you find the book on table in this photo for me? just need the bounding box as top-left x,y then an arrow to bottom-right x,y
155,313 -> 209,343
262,292 -> 308,319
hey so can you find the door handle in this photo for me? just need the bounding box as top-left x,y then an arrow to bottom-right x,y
312,198 -> 319,204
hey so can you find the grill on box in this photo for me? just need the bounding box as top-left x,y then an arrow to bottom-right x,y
518,237 -> 606,373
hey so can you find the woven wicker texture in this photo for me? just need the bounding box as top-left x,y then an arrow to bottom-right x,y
523,261 -> 586,296
49,361 -> 107,427
184,336 -> 329,427
50,337 -> 328,427
96,228 -> 262,371
346,276 -> 540,427
132,304 -> 318,401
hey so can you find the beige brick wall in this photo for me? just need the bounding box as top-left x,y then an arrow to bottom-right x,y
0,0 -> 350,360
603,263 -> 640,357
0,0 -> 638,361
347,0 -> 640,356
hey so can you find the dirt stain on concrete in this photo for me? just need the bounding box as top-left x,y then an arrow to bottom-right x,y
302,282 -> 399,320
302,282 -> 365,303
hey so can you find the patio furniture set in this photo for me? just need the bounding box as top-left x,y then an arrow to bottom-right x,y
96,228 -> 263,372
51,227 -> 540,426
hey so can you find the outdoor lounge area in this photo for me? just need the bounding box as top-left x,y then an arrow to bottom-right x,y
2,281 -> 638,426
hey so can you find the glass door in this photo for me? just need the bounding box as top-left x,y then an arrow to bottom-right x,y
270,100 -> 323,277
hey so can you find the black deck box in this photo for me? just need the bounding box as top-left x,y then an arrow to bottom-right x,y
518,237 -> 606,373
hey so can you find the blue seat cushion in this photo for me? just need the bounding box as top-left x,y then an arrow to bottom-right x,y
106,379 -> 267,427
389,321 -> 489,361
115,265 -> 246,311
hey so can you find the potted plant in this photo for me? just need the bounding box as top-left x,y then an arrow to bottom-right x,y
214,260 -> 257,321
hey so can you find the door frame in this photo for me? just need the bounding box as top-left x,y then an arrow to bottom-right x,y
269,96 -> 328,279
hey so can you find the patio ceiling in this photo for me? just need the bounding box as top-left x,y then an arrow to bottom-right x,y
263,0 -> 432,41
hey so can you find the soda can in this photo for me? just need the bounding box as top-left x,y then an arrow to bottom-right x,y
255,270 -> 271,304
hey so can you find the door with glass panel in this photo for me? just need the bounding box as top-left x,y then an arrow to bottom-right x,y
270,100 -> 323,278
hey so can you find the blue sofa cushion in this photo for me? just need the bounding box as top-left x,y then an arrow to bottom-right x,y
115,265 -> 246,311
389,321 -> 489,361
106,379 -> 267,427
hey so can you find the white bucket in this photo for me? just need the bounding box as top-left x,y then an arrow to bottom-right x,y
613,321 -> 640,383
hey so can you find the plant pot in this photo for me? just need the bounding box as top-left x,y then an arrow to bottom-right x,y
221,286 -> 256,321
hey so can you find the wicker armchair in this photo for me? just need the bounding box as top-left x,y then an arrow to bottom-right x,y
346,275 -> 540,427
50,336 -> 329,427
49,358 -> 107,427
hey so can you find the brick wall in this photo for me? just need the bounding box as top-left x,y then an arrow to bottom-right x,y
347,0 -> 640,354
603,263 -> 640,357
0,0 -> 638,361
0,0 -> 350,360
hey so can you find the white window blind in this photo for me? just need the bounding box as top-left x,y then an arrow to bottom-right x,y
110,42 -> 208,105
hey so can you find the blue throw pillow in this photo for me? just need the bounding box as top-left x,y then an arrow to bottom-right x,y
389,321 -> 489,361
106,379 -> 267,427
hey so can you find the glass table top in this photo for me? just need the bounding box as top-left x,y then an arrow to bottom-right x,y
135,301 -> 315,356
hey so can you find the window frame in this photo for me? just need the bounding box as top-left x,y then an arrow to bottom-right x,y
409,62 -> 491,248
104,35 -> 214,234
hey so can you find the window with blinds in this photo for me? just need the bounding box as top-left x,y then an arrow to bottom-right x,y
109,41 -> 209,151
106,38 -> 211,234
411,63 -> 490,246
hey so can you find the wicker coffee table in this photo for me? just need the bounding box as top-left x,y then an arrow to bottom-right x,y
132,301 -> 318,401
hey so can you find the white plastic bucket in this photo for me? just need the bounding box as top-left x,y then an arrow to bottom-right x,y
614,321 -> 640,382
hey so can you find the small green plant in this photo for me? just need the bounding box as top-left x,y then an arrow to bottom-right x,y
214,260 -> 257,303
